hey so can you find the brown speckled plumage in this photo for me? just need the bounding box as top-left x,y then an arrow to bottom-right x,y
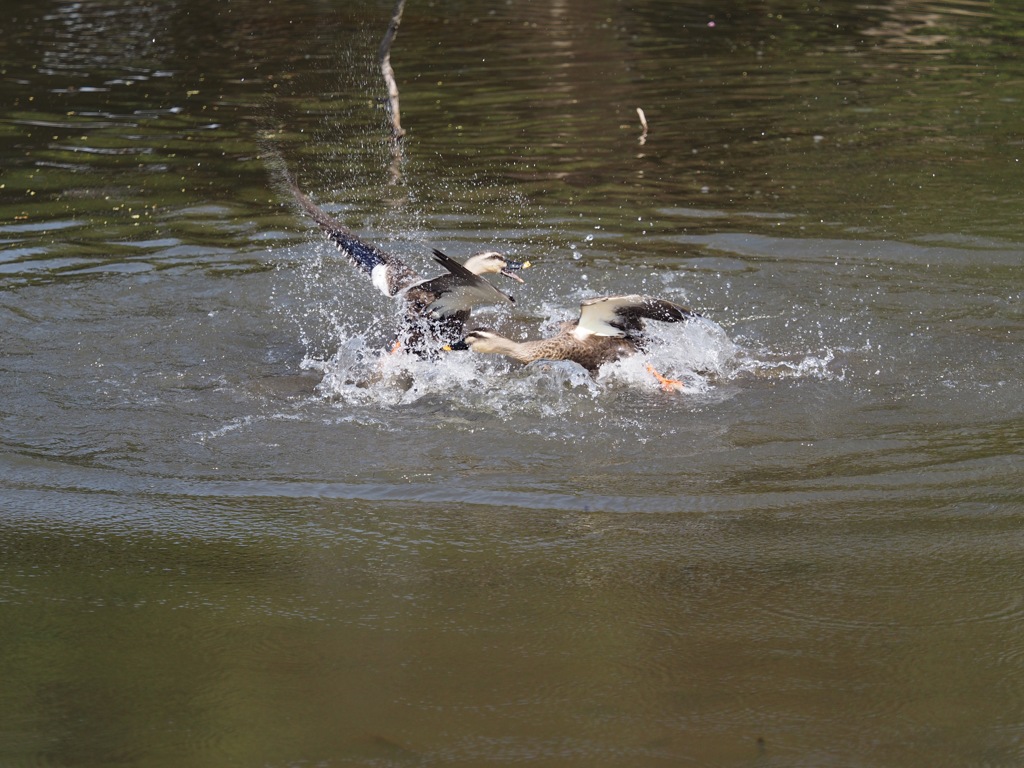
451,295 -> 701,373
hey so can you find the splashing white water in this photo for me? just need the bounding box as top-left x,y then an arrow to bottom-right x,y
303,312 -> 774,414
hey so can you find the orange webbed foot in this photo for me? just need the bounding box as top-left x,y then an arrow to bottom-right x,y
646,363 -> 685,392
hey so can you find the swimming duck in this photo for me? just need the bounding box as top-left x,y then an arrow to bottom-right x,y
447,294 -> 702,389
287,178 -> 527,352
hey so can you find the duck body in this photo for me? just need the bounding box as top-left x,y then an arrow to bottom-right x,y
450,295 -> 701,373
287,177 -> 525,352
456,328 -> 637,372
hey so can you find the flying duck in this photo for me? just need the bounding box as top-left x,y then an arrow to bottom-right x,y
287,177 -> 528,352
447,294 -> 702,389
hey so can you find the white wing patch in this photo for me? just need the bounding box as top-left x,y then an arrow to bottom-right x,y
370,264 -> 393,296
576,295 -> 644,337
427,282 -> 510,317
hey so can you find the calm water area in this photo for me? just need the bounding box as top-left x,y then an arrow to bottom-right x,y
1,0 -> 1023,765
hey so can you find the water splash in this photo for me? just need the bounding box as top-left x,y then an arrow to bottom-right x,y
732,345 -> 843,382
305,313 -> 763,415
278,236 -> 845,431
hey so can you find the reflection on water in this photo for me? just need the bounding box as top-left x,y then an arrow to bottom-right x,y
1,0 -> 1023,766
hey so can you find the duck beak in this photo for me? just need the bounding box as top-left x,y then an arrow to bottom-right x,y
445,339 -> 470,351
499,259 -> 530,283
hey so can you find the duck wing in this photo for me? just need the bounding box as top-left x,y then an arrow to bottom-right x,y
410,249 -> 515,319
288,178 -> 420,296
576,294 -> 701,337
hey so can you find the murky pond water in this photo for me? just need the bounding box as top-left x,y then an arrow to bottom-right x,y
2,0 -> 1022,765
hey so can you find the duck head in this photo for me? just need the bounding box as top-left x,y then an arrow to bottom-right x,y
462,251 -> 530,283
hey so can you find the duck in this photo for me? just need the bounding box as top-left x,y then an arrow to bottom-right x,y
447,294 -> 702,390
287,177 -> 528,353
